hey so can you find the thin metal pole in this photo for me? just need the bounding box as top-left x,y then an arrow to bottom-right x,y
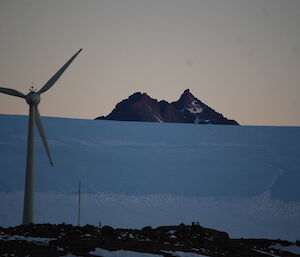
78,181 -> 81,226
23,105 -> 36,225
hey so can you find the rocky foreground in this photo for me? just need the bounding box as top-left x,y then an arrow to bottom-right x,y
0,223 -> 299,257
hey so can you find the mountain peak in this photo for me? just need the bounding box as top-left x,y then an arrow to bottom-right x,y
128,92 -> 142,99
96,90 -> 239,125
181,89 -> 194,99
177,89 -> 198,106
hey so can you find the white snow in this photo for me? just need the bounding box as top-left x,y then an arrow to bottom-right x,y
187,101 -> 203,114
1,191 -> 299,241
0,115 -> 300,241
145,103 -> 163,122
153,114 -> 164,123
0,234 -> 50,245
90,248 -> 162,257
145,104 -> 153,112
162,251 -> 208,257
252,249 -> 280,257
271,243 -> 300,255
194,118 -> 201,124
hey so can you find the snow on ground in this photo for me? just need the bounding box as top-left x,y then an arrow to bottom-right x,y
0,115 -> 300,241
271,243 -> 300,255
1,191 -> 299,240
162,251 -> 208,257
90,249 -> 208,257
0,234 -> 50,245
252,249 -> 280,257
90,248 -> 162,257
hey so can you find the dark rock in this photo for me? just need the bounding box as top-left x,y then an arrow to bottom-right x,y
96,89 -> 239,125
1,223 -> 294,257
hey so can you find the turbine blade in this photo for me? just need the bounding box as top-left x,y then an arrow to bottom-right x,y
35,106 -> 54,167
0,87 -> 25,98
38,49 -> 82,94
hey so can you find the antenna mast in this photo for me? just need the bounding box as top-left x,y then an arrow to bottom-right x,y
78,181 -> 81,226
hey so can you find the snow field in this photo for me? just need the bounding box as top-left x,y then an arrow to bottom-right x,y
0,115 -> 300,241
1,191 -> 299,240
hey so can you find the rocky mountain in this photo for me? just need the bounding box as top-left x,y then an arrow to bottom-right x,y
96,89 -> 239,125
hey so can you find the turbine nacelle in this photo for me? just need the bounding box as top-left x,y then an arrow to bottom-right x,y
26,92 -> 41,106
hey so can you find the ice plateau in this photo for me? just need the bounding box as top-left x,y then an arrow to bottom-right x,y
0,114 -> 299,240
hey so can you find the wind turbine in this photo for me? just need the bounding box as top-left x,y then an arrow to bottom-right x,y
0,48 -> 82,225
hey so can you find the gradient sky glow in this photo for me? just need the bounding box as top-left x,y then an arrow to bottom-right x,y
0,0 -> 299,126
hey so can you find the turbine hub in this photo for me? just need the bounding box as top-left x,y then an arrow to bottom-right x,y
26,92 -> 40,105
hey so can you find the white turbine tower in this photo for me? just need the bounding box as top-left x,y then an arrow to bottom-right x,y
0,49 -> 82,225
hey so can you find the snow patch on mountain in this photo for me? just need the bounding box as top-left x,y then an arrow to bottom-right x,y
154,114 -> 164,123
186,100 -> 203,114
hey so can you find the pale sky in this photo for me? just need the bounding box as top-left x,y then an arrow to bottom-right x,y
0,0 -> 299,126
